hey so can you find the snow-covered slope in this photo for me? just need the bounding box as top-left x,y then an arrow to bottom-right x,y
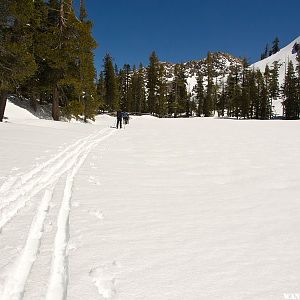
251,36 -> 300,116
252,36 -> 300,85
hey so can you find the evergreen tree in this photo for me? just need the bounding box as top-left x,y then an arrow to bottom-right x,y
156,64 -> 168,117
269,61 -> 279,117
240,58 -> 250,119
77,0 -> 98,122
137,64 -> 146,113
296,53 -> 300,112
147,51 -> 159,115
103,53 -> 119,111
248,68 -> 258,119
261,44 -> 269,60
119,64 -> 131,111
0,0 -> 37,122
283,61 -> 299,119
271,37 -> 280,55
226,63 -> 240,118
97,71 -> 105,111
195,72 -> 205,117
204,52 -> 213,117
256,69 -> 268,119
177,64 -> 188,116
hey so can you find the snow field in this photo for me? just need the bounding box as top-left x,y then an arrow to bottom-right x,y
0,104 -> 300,299
0,112 -> 116,299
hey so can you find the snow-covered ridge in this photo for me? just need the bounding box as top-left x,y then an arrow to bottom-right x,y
251,36 -> 300,85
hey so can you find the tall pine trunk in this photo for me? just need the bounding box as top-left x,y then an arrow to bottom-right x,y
0,92 -> 8,122
52,86 -> 60,121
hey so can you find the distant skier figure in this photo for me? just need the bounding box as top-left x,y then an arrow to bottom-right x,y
123,112 -> 129,125
116,111 -> 123,129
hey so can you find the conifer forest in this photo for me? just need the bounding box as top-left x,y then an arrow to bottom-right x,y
0,1 -> 300,122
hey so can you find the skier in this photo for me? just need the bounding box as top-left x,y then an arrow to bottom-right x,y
123,112 -> 129,125
116,111 -> 123,129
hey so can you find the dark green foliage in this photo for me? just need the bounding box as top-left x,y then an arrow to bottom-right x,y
169,64 -> 187,117
0,0 -> 99,122
261,44 -> 269,60
283,61 -> 299,119
0,0 -> 37,121
195,72 -> 205,116
271,37 -> 280,55
130,64 -> 146,113
156,64 -> 168,117
204,52 -> 213,117
103,54 -> 119,111
147,51 -> 159,115
119,64 -> 131,111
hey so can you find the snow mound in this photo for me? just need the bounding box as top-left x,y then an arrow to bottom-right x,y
4,100 -> 39,122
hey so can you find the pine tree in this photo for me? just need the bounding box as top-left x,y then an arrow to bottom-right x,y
103,53 -> 119,111
147,51 -> 159,115
256,69 -> 268,119
0,0 -> 37,122
248,68 -> 258,119
177,64 -> 187,116
119,64 -> 131,111
137,63 -> 146,113
240,58 -> 250,119
261,44 -> 269,60
271,37 -> 280,55
195,72 -> 205,117
264,65 -> 272,119
283,61 -> 299,119
97,71 -> 105,111
156,64 -> 168,117
269,61 -> 279,117
77,0 -> 98,122
226,63 -> 240,118
296,53 -> 300,113
204,52 -> 213,117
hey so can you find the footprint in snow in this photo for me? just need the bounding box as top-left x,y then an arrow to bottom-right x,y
44,221 -> 53,233
72,201 -> 80,207
89,262 -> 118,299
88,210 -> 104,220
88,176 -> 101,186
67,242 -> 78,255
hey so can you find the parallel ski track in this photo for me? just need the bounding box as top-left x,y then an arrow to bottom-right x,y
0,128 -> 110,231
1,189 -> 55,300
0,128 -> 116,300
46,131 -> 115,300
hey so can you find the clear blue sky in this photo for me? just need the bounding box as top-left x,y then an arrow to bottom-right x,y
76,0 -> 300,71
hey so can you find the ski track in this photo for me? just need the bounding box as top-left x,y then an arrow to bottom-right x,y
0,128 -> 111,231
0,128 -> 108,208
0,128 -> 116,300
0,189 -> 54,300
46,130 -> 116,300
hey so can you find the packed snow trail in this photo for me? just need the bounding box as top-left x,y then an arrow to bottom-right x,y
0,122 -> 116,300
1,189 -> 54,300
46,130 -> 116,300
0,128 -> 111,231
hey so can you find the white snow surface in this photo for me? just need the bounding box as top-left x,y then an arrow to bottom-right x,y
1,105 -> 300,299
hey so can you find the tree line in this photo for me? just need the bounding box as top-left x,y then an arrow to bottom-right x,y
1,4 -> 299,123
0,0 -> 98,122
99,49 -> 300,120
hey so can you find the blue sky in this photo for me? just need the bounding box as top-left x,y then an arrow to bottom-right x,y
75,0 -> 300,71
